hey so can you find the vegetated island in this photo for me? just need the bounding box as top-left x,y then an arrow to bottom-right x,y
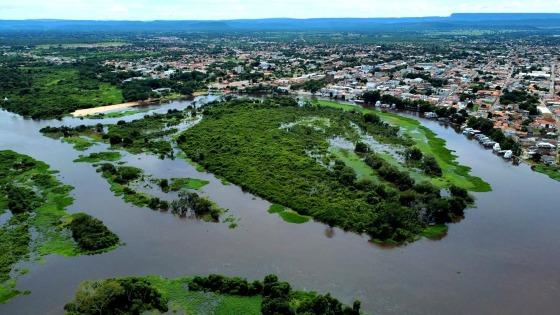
64,274 -> 362,315
73,151 -> 221,222
0,150 -> 119,303
178,97 -> 486,244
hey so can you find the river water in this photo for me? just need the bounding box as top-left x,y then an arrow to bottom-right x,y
0,98 -> 559,315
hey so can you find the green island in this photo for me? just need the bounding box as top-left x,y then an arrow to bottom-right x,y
64,274 -> 362,315
0,150 -> 119,303
178,98 -> 483,243
73,157 -> 223,222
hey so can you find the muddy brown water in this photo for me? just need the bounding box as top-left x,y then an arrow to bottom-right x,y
0,97 -> 559,314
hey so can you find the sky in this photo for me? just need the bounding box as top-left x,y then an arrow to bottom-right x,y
1,0 -> 559,20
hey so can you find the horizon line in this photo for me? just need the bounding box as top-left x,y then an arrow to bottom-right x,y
1,12 -> 559,22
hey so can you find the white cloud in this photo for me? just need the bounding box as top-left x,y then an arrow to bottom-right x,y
0,0 -> 559,20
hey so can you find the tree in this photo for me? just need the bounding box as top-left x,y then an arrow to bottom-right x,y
421,155 -> 442,177
405,147 -> 423,162
362,90 -> 381,105
64,278 -> 168,315
354,142 -> 369,153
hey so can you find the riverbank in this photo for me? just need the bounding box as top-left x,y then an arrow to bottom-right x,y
71,101 -> 142,117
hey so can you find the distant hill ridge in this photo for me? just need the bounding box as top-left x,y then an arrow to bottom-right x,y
1,13 -> 559,32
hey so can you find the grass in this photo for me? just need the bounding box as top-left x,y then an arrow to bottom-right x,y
62,136 -> 96,151
420,224 -> 449,240
315,100 -> 491,192
268,204 -> 311,224
330,148 -> 377,182
102,171 -> 152,208
0,279 -> 22,304
74,151 -> 122,163
279,210 -> 311,224
146,276 -> 262,315
268,204 -> 286,214
170,177 -> 210,191
533,164 -> 560,182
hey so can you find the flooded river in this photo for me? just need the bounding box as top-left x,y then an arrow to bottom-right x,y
0,98 -> 559,314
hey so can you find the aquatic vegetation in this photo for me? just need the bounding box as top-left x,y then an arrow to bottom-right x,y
41,109 -> 196,158
96,163 -> 154,208
532,164 -> 560,182
0,150 -> 119,303
179,98 -> 475,243
74,151 -> 122,163
268,204 -> 311,224
420,224 -> 449,240
315,100 -> 491,192
65,274 -> 360,315
62,136 -> 97,151
170,177 -> 210,191
170,191 -> 222,222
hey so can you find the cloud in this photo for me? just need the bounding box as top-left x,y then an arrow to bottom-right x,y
1,0 -> 559,20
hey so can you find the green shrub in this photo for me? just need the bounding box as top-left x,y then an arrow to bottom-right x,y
69,213 -> 119,252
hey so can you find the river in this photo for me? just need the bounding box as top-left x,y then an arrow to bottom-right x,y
0,97 -> 559,315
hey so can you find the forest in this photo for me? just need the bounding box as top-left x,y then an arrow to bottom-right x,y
179,98 -> 474,243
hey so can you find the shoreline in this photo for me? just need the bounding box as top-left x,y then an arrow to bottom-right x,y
71,92 -> 209,117
71,101 -> 142,117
